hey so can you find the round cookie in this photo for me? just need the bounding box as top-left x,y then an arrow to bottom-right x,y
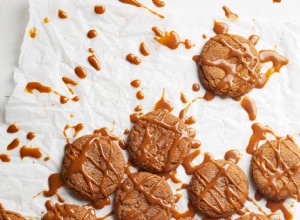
127,109 -> 191,173
236,213 -> 269,220
114,171 -> 175,220
188,159 -> 248,219
251,139 -> 300,201
0,209 -> 25,220
198,34 -> 261,98
62,134 -> 125,201
42,201 -> 96,220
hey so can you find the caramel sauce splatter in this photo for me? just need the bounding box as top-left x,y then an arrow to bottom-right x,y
63,123 -> 84,143
136,90 -> 145,100
179,97 -> 201,125
0,154 -> 11,162
87,29 -> 97,39
172,202 -> 197,219
213,20 -> 229,34
126,53 -> 141,65
88,54 -> 101,71
87,198 -> 110,209
180,92 -> 188,104
62,77 -> 78,95
159,170 -> 182,184
191,140 -> 201,149
176,183 -> 189,191
202,34 -> 207,39
152,0 -> 165,7
152,27 -> 193,50
241,96 -> 257,121
43,173 -> 66,203
94,127 -> 126,150
192,55 -> 199,63
203,90 -> 215,101
154,88 -> 174,112
192,83 -> 200,92
134,105 -> 143,112
7,138 -> 20,151
7,123 -> 20,133
130,112 -> 144,123
58,9 -> 68,19
25,82 -> 79,104
20,146 -> 42,159
94,5 -> 106,14
130,79 -> 141,88
266,200 -> 293,220
256,50 -> 288,89
254,190 -> 264,201
123,129 -> 130,135
119,0 -> 164,19
74,66 -> 87,79
140,42 -> 150,56
27,132 -> 36,140
249,35 -> 260,46
44,156 -> 50,161
182,149 -> 202,175
29,27 -> 37,38
223,6 -> 239,20
44,17 -> 50,24
224,149 -> 242,164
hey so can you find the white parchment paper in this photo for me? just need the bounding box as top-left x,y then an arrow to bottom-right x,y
1,0 -> 300,219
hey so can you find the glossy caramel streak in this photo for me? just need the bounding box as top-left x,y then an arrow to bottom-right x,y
241,96 -> 257,121
266,200 -> 293,219
152,0 -> 165,7
213,20 -> 229,35
140,42 -> 150,56
249,35 -> 260,46
7,138 -> 20,151
154,88 -> 174,112
223,6 -> 239,20
43,173 -> 66,197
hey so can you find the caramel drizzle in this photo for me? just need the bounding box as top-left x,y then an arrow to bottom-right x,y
256,50 -> 288,89
154,88 -> 174,112
224,149 -> 242,164
253,140 -> 300,201
266,200 -> 293,220
63,123 -> 84,143
152,27 -> 193,50
97,211 -> 114,220
7,138 -> 20,151
62,77 -> 78,95
0,154 -> 11,162
213,20 -> 229,34
25,82 -> 79,104
20,146 -> 42,159
172,202 -> 196,219
182,149 -> 202,175
7,123 -> 20,133
87,197 -> 110,209
179,97 -> 201,125
126,53 -> 141,65
201,34 -> 260,95
140,42 -> 150,56
119,0 -> 164,19
241,96 -> 257,121
66,135 -> 121,198
159,170 -> 182,184
223,6 -> 239,20
249,35 -> 260,46
43,173 -> 66,203
130,112 -> 144,123
121,172 -> 174,219
44,200 -> 95,220
135,110 -> 190,171
94,127 -> 126,150
203,90 -> 215,101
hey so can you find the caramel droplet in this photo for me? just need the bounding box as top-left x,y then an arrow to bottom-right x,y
241,96 -> 257,121
7,123 -> 20,133
152,0 -> 165,7
94,5 -> 106,14
58,9 -> 68,19
130,112 -> 143,123
43,173 -> 66,198
88,54 -> 101,71
74,66 -> 87,79
203,90 -> 215,101
202,34 -> 207,39
192,83 -> 200,92
0,154 -> 11,162
20,146 -> 42,159
154,88 -> 174,112
136,91 -> 144,100
180,92 -> 188,104
7,138 -> 20,151
223,6 -> 239,20
44,17 -> 50,24
266,200 -> 293,220
213,20 -> 229,34
192,55 -> 199,63
29,27 -> 37,38
140,42 -> 150,56
224,149 -> 242,164
130,79 -> 141,88
87,198 -> 111,209
134,105 -> 143,112
87,29 -> 97,39
126,53 -> 141,65
182,149 -> 201,175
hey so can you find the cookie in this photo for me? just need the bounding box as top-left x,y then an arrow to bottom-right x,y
188,160 -> 248,219
42,201 -> 96,220
0,209 -> 25,220
236,213 -> 269,220
114,171 -> 175,220
198,34 -> 261,98
251,139 -> 300,201
127,109 -> 191,173
62,134 -> 125,201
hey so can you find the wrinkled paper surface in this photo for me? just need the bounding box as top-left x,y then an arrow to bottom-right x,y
1,0 -> 300,219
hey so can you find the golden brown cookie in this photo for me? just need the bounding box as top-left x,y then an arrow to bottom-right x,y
42,201 -> 96,220
198,34 -> 261,98
114,171 -> 175,220
127,109 -> 191,173
62,134 -> 125,201
251,139 -> 300,201
188,160 -> 248,219
235,213 -> 269,220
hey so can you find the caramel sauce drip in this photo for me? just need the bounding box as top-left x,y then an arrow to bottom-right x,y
256,50 -> 288,89
88,54 -> 101,71
27,132 -> 36,140
176,183 -> 189,191
134,105 -> 143,112
254,190 -> 264,201
152,0 -> 165,7
213,20 -> 229,34
136,90 -> 145,100
62,77 -> 78,95
94,127 -> 126,150
203,90 -> 215,101
43,173 -> 66,203
223,6 -> 239,20
119,0 -> 164,19
246,123 -> 279,154
179,97 -> 201,125
180,92 -> 188,104
87,197 -> 110,209
97,211 -> 114,220
66,135 -> 122,198
44,156 -> 50,161
44,17 -> 50,23
266,200 -> 293,220
7,123 -> 20,133
182,149 -> 202,175
130,79 -> 141,88
7,138 -> 20,151
29,27 -> 37,38
121,172 -> 174,219
44,200 -> 95,220
58,9 -> 68,19
154,88 -> 174,112
192,83 -> 200,92
140,42 -> 150,56
25,82 -> 79,104
20,146 -> 42,159
123,129 -> 130,135
94,5 -> 106,14
130,112 -> 144,123
63,123 -> 84,143
133,110 -> 190,172
192,55 -> 199,63
124,160 -> 134,176
0,154 -> 11,162
172,202 -> 196,219
152,27 -> 192,50
224,149 -> 242,164
159,170 -> 182,184
241,96 -> 257,121
87,29 -> 97,39
249,35 -> 260,46
74,66 -> 87,79
126,53 -> 141,65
